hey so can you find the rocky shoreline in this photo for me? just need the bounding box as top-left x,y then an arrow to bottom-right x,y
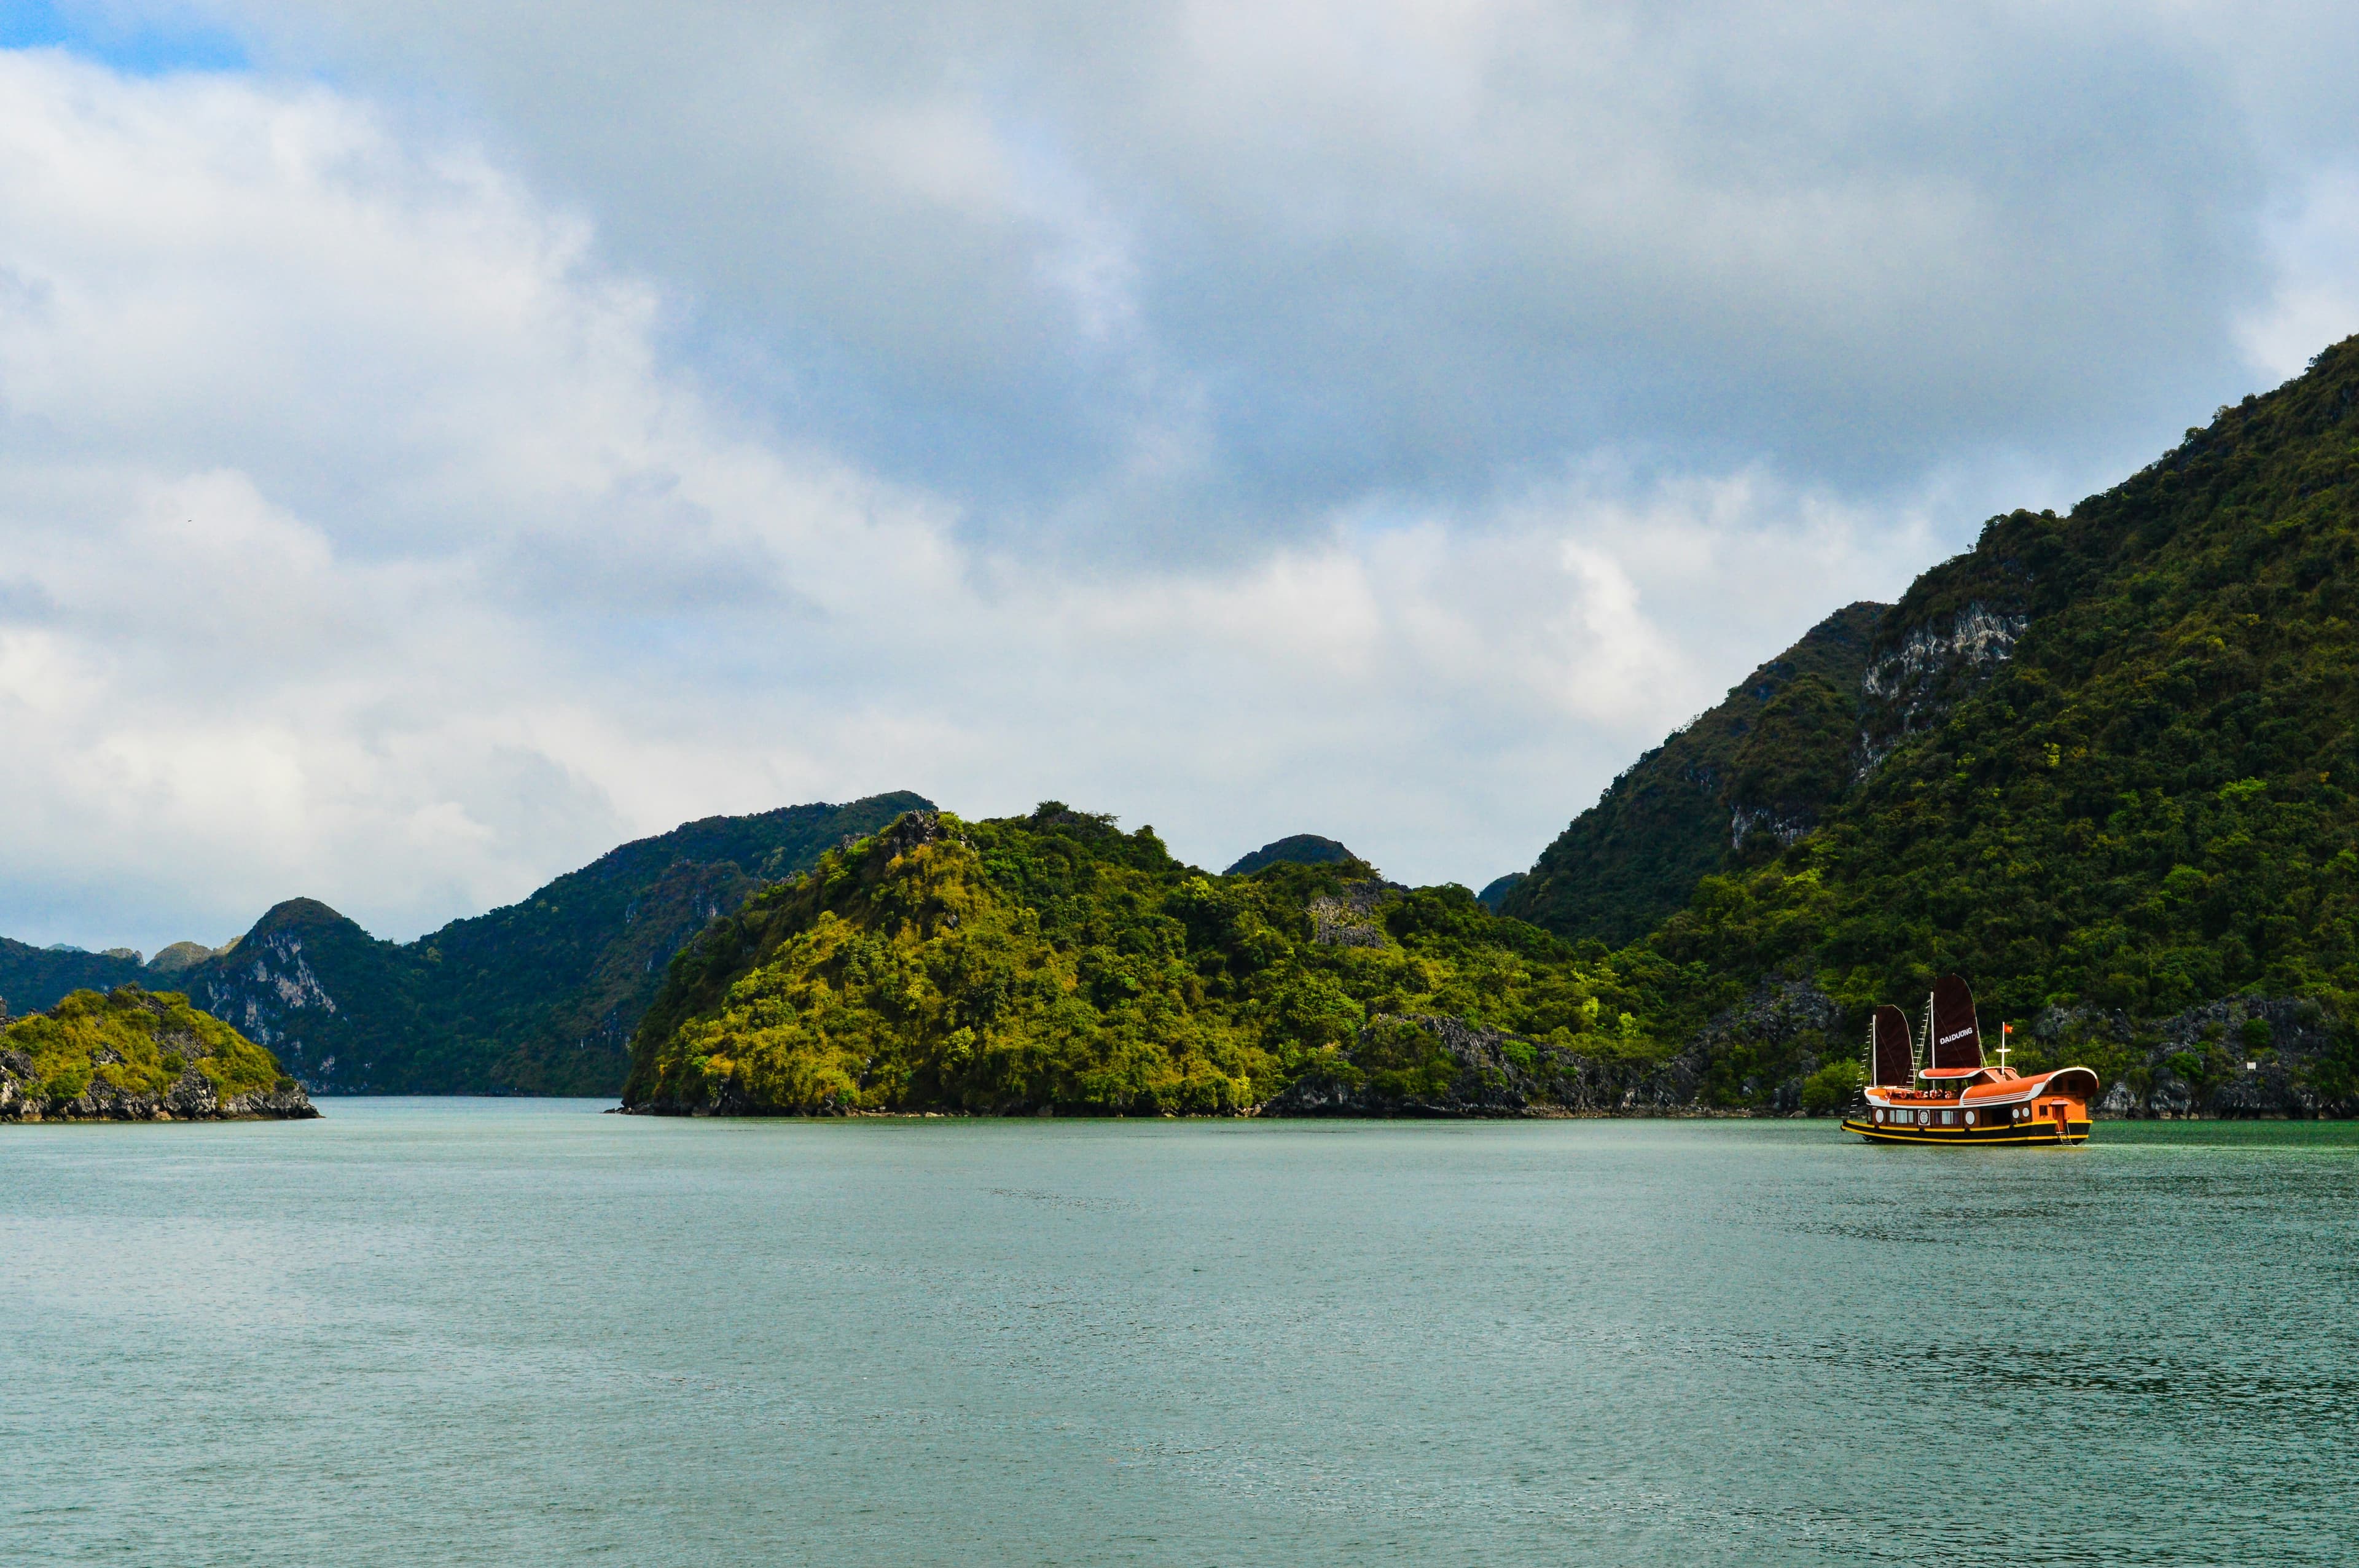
1262,1013 -> 1705,1117
0,1050 -> 319,1121
1689,980 -> 2359,1121
0,986 -> 321,1123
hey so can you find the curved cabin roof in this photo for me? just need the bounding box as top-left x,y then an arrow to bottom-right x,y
2035,1066 -> 2100,1100
1960,1066 -> 2099,1103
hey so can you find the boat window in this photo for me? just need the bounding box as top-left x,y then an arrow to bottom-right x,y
1916,1110 -> 1930,1126
1939,1110 -> 1955,1125
1963,1110 -> 1977,1125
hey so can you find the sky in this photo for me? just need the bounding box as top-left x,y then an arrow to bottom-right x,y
2,1 -> 2357,952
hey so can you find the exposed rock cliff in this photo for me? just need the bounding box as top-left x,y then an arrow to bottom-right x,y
1681,977 -> 1846,1113
1306,880 -> 1402,948
2040,997 -> 2359,1118
1261,1013 -> 1704,1117
1855,599 -> 2030,775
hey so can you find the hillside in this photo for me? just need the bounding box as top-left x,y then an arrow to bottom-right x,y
192,793 -> 931,1094
623,806 -> 1688,1116
1597,335 -> 2359,1115
0,985 -> 315,1121
1501,602 -> 1887,944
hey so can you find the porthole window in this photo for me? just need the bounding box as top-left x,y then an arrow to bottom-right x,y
1965,1111 -> 1976,1125
1917,1110 -> 1930,1126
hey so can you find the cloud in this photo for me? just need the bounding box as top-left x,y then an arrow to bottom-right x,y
122,0 -> 2358,548
0,47 -> 1937,950
4,5 -> 2358,951
2237,165 -> 2359,381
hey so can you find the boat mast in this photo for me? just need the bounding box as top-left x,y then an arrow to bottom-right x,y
1919,991 -> 1933,1086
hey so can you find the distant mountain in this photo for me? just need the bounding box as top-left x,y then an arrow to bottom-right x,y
0,941 -> 151,1017
1501,602 -> 1887,944
1,793 -> 929,1096
1225,834 -> 1357,876
147,941 -> 222,975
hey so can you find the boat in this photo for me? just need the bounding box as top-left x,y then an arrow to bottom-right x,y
1841,975 -> 2097,1145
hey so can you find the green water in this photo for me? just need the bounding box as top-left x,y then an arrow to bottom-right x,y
3,1105 -> 2353,1566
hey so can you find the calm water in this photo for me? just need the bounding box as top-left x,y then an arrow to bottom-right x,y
3,1105 -> 2354,1566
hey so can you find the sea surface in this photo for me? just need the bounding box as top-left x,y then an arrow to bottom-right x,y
3,1104 -> 2353,1566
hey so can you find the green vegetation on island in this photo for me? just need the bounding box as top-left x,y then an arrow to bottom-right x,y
632,335 -> 2359,1120
0,985 -> 315,1121
624,806 -> 1677,1115
20,339 -> 2359,1118
1509,335 -> 2359,1115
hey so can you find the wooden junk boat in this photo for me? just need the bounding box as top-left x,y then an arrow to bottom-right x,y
1842,975 -> 2097,1146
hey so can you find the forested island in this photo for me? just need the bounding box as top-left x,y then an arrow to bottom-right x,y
0,986 -> 315,1121
622,806 -> 1699,1117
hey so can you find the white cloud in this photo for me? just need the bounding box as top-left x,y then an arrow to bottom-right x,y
118,0 -> 2344,542
2236,166 -> 2359,382
0,48 -> 1942,950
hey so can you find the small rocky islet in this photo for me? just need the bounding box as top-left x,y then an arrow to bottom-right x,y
0,985 -> 316,1122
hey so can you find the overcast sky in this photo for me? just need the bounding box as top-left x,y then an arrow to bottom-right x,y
2,1 -> 2357,951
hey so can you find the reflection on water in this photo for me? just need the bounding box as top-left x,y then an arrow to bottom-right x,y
3,1104 -> 2353,1566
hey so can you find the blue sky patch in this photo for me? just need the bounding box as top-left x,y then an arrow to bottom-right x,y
1,0 -> 248,74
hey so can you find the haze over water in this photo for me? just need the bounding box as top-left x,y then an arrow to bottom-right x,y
4,1106 -> 2352,1566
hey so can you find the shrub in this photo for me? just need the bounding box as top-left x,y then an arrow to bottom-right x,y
1799,1058 -> 1864,1115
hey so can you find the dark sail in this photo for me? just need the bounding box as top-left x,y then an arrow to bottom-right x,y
1929,974 -> 1982,1070
1870,1005 -> 1915,1086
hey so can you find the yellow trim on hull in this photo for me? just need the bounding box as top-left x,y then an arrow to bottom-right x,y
1841,1117 -> 2087,1145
